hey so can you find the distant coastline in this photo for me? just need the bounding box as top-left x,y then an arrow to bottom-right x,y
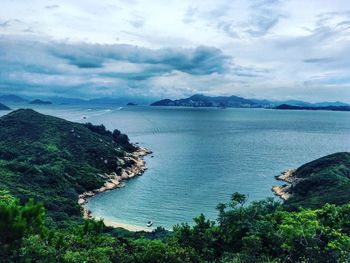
150,94 -> 350,111
273,104 -> 350,112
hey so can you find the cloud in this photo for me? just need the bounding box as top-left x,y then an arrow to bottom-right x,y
182,6 -> 198,24
0,0 -> 350,102
45,4 -> 60,9
50,42 -> 230,75
0,36 -> 233,98
127,16 -> 145,28
303,58 -> 334,63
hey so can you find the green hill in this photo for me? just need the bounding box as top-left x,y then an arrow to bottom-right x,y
0,109 -> 139,226
283,152 -> 350,208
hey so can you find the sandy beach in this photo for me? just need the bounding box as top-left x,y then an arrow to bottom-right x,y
92,215 -> 154,232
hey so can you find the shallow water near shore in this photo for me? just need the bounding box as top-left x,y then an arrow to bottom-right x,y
3,105 -> 350,230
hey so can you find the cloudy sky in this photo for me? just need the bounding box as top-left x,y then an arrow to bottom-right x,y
1,0 -> 350,102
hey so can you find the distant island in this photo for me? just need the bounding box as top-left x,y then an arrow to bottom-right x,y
127,102 -> 137,106
274,104 -> 350,111
151,94 -> 259,108
151,94 -> 350,109
0,102 -> 11,110
29,99 -> 52,105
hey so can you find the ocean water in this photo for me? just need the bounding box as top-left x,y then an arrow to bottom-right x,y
2,105 -> 350,229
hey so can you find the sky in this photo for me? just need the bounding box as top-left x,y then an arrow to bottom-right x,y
0,0 -> 350,102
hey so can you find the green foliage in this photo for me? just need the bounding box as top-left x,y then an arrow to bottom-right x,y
0,193 -> 45,261
1,189 -> 350,262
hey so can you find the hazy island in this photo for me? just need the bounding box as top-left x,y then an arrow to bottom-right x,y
1,109 -> 350,262
0,94 -> 27,103
29,99 -> 52,105
0,102 -> 11,110
274,104 -> 350,112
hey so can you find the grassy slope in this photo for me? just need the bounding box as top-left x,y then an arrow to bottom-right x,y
0,109 -> 134,226
285,152 -> 350,209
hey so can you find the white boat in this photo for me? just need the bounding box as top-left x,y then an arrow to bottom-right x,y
146,221 -> 153,227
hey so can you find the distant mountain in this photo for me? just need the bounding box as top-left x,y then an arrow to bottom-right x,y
0,102 -> 11,110
314,101 -> 349,107
151,94 -> 259,108
127,102 -> 137,106
151,94 -> 350,109
29,99 -> 52,105
274,104 -> 350,111
0,94 -> 27,103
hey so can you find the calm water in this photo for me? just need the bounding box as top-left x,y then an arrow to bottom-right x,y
2,105 -> 350,229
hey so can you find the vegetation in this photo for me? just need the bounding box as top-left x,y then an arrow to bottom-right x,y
285,152 -> 350,209
0,109 -> 350,262
2,189 -> 350,262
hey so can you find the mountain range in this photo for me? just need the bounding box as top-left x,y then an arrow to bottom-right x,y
150,94 -> 350,108
0,93 -> 348,108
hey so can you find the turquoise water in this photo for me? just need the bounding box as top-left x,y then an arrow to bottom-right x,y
2,105 -> 350,229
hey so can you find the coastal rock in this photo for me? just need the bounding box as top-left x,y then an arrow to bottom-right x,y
78,145 -> 151,219
272,169 -> 297,201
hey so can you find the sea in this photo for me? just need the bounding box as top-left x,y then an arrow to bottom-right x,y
1,104 -> 350,229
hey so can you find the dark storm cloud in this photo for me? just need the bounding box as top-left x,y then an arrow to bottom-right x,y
0,36 -> 232,97
50,43 -> 230,75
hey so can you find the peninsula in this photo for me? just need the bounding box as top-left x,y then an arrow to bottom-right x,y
0,109 -> 151,227
272,152 -> 350,208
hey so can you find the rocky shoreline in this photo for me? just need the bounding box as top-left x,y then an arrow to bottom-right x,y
271,168 -> 296,200
78,146 -> 152,220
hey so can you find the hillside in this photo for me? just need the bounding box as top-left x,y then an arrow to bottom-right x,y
274,152 -> 350,208
0,103 -> 11,110
0,109 -> 145,226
